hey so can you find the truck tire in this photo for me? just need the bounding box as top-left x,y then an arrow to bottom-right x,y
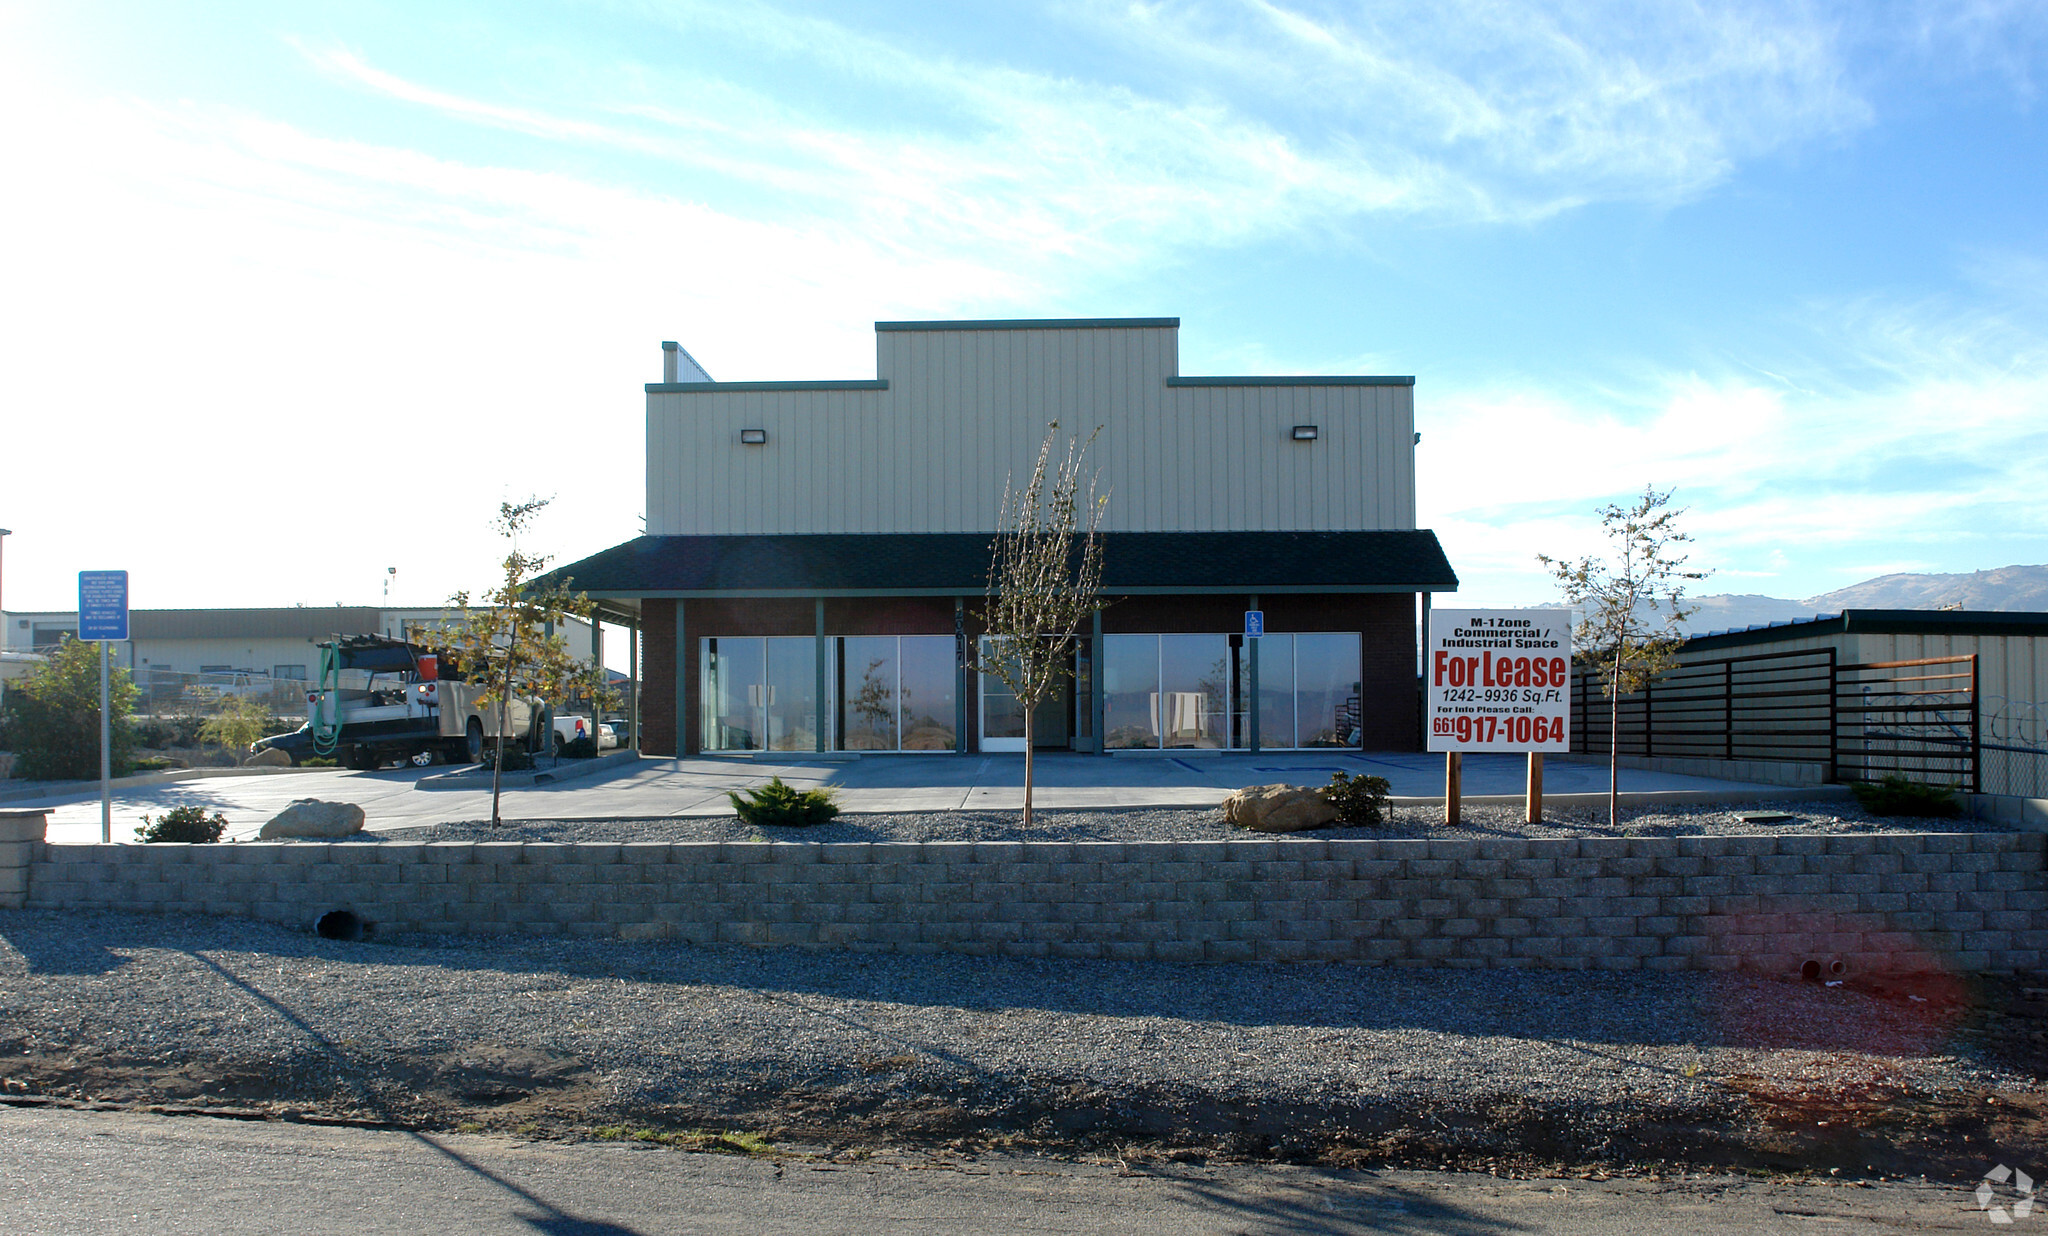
465,718 -> 485,763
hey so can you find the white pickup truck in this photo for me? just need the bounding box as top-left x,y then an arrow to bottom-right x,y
254,636 -> 545,769
549,714 -> 620,752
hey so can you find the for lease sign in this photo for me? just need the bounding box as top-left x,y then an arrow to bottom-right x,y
1426,609 -> 1571,752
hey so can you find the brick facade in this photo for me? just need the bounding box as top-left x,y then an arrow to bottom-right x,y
637,592 -> 1422,756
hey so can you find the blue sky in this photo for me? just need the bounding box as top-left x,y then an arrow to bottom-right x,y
1,0 -> 2044,627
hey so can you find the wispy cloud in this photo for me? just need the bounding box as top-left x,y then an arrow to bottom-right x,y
1422,293 -> 2048,603
278,0 -> 1937,290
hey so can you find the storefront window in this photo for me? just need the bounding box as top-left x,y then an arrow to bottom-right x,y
765,637 -> 822,751
701,637 -> 766,751
896,636 -> 957,751
837,636 -> 898,750
1295,632 -> 1362,748
700,637 -> 826,752
1101,635 -> 1160,749
1249,633 -> 1296,749
1160,634 -> 1230,749
832,635 -> 956,752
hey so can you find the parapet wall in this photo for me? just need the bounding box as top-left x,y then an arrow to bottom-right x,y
3,810 -> 2043,974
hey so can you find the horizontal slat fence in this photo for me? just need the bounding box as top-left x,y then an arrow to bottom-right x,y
1572,650 -> 1981,791
1835,657 -> 1979,792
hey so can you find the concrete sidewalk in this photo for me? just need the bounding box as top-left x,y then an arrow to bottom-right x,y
13,750 -> 1831,844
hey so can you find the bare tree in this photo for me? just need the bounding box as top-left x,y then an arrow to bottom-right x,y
1539,486 -> 1710,827
976,421 -> 1108,829
430,498 -> 617,828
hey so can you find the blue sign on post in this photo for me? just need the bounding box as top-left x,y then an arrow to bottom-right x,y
1245,610 -> 1264,638
78,571 -> 129,641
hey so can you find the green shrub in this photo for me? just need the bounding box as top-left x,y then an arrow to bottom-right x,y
495,745 -> 535,772
1320,771 -> 1392,826
130,757 -> 180,772
135,805 -> 228,844
133,714 -> 206,750
1850,774 -> 1962,819
728,777 -> 840,828
558,735 -> 599,759
2,637 -> 139,780
301,756 -> 338,768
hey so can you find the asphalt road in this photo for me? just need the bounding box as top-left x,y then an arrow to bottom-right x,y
0,1106 -> 2002,1234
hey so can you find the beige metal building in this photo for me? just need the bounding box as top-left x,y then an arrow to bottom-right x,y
546,316 -> 1460,757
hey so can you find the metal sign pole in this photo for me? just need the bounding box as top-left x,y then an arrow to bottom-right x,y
79,569 -> 129,843
100,639 -> 111,842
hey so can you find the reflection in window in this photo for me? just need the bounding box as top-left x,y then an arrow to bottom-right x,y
1247,633 -> 1296,749
897,636 -> 957,750
835,635 -> 956,752
1160,634 -> 1230,748
702,637 -> 766,751
765,637 -> 822,751
701,637 -> 827,752
979,637 -> 1027,741
837,637 -> 898,750
1102,635 -> 1160,749
1295,632 -> 1362,748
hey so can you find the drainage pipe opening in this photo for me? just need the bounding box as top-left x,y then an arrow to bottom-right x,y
315,910 -> 367,941
1800,959 -> 1823,982
1828,959 -> 1848,977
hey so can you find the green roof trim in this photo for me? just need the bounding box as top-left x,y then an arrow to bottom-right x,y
874,317 -> 1180,332
533,530 -> 1459,597
646,380 -> 889,393
1168,375 -> 1415,388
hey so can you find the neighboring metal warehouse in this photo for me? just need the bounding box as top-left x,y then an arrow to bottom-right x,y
543,316 -> 1460,757
1,606 -> 595,709
1570,609 -> 2048,800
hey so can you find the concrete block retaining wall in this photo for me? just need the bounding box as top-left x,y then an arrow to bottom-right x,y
2,811 -> 2043,974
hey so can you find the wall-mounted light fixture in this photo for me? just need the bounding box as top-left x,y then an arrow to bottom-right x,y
1291,425 -> 1319,441
740,429 -> 768,445
1414,431 -> 1422,444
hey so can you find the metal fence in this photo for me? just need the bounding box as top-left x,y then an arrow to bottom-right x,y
1833,656 -> 1978,791
135,668 -> 319,718
1979,693 -> 2048,799
1572,649 -> 1985,791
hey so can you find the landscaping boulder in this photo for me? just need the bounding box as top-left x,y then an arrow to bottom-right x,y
243,747 -> 292,768
259,799 -> 365,839
1222,783 -> 1337,833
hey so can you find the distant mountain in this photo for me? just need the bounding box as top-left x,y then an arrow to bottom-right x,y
1523,564 -> 2048,637
1687,564 -> 2048,635
1805,564 -> 2048,613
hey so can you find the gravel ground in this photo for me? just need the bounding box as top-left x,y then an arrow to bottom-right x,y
1,907 -> 2038,1173
371,800 -> 2008,845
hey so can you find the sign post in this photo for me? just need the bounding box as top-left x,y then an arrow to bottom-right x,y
79,571 -> 129,843
1425,609 -> 1570,826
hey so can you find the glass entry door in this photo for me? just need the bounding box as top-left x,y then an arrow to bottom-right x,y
977,637 -> 1028,752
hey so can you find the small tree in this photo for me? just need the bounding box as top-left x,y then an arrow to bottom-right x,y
1,636 -> 139,781
975,421 -> 1107,829
1539,486 -> 1709,827
430,498 -> 617,827
199,693 -> 274,762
